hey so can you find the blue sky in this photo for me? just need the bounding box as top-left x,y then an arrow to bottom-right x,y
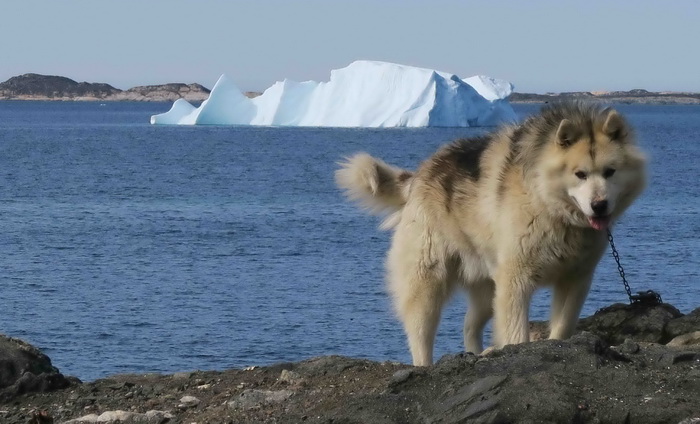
2,0 -> 699,93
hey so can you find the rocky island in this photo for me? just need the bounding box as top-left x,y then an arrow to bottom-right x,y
0,74 -> 211,102
1,301 -> 698,424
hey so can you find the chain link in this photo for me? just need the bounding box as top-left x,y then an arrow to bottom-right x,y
606,228 -> 633,301
606,228 -> 662,305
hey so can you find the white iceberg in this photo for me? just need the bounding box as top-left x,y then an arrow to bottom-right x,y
462,75 -> 514,102
151,60 -> 516,127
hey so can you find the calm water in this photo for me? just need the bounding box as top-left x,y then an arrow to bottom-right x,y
0,101 -> 698,381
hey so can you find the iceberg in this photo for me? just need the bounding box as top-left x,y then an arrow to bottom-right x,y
151,61 -> 516,127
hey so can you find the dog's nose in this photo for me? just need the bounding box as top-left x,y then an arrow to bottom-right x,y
591,200 -> 608,215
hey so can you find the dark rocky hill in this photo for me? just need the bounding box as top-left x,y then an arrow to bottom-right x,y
0,74 -> 120,100
0,74 -> 210,102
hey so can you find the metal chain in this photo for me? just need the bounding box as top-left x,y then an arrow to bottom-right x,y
606,228 -> 662,305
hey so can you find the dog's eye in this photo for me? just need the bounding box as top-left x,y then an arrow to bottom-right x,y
603,168 -> 616,178
574,171 -> 587,180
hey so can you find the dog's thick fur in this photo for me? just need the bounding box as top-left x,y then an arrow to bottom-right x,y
336,102 -> 646,366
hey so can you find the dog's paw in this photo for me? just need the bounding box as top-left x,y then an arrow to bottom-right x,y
479,346 -> 498,356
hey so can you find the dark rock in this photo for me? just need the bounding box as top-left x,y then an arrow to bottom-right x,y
0,335 -> 58,386
531,302 -> 699,347
618,339 -> 640,354
433,375 -> 507,422
177,395 -> 201,409
171,372 -> 195,380
389,368 -> 415,386
293,355 -> 363,377
578,302 -> 683,344
665,307 -> 700,340
227,389 -> 294,410
388,367 -> 425,393
0,334 -> 75,400
657,351 -> 699,367
278,369 -> 303,385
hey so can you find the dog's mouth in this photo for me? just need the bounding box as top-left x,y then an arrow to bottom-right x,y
588,215 -> 611,231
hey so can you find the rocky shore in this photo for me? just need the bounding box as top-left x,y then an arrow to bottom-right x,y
1,302 -> 698,423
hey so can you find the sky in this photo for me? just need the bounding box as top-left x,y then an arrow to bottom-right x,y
2,0 -> 699,94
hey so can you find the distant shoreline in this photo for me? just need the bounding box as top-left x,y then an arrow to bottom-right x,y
3,94 -> 699,105
509,90 -> 700,105
2,73 -> 699,105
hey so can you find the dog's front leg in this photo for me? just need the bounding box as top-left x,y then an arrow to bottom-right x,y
549,273 -> 593,340
492,265 -> 536,348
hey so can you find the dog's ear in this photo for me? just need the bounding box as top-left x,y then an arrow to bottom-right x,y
602,108 -> 627,141
556,119 -> 579,147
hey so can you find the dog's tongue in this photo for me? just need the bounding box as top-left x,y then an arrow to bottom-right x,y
588,216 -> 611,231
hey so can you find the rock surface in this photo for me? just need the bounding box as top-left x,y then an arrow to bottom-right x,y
0,335 -> 75,401
1,302 -> 698,423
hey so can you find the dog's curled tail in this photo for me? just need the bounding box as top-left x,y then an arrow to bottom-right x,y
335,153 -> 412,228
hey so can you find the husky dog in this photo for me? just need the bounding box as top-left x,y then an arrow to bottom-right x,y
336,102 -> 646,366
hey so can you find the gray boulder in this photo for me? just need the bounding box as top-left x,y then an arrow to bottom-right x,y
666,307 -> 700,340
531,302 -> 699,346
0,334 -> 75,400
578,302 -> 683,344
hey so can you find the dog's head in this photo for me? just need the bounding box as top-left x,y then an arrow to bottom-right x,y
538,105 -> 646,230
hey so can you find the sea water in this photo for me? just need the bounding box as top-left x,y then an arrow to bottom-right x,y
0,101 -> 698,381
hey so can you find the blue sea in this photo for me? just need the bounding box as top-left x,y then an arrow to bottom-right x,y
0,101 -> 698,382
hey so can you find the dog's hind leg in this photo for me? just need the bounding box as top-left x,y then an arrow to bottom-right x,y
464,280 -> 494,354
549,274 -> 593,340
397,292 -> 445,366
386,226 -> 451,366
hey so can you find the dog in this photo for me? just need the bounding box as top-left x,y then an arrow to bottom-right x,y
335,102 -> 646,366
